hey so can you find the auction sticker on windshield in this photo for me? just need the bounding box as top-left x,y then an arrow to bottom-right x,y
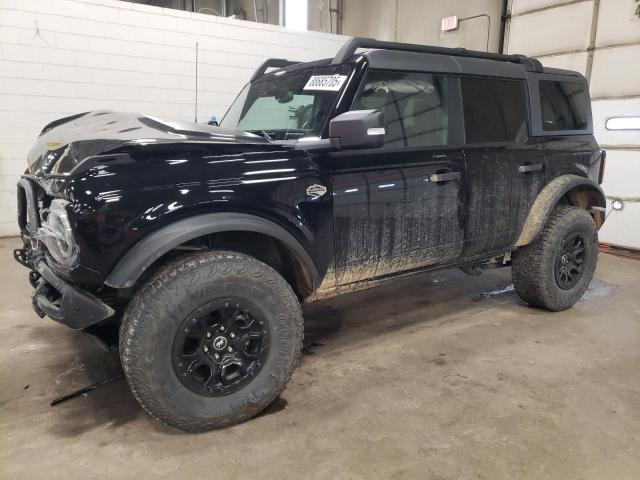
303,74 -> 348,91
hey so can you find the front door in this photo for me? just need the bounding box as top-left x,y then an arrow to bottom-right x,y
328,70 -> 466,286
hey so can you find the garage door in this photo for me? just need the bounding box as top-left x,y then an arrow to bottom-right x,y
506,0 -> 640,249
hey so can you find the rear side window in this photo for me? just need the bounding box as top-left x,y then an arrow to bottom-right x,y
539,80 -> 589,131
461,77 -> 528,143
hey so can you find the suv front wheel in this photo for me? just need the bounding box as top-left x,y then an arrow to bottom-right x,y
119,250 -> 303,432
512,206 -> 598,311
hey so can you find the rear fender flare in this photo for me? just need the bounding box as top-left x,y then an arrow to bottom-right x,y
104,213 -> 320,289
515,174 -> 606,247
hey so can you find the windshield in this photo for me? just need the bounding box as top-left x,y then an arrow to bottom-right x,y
220,66 -> 351,140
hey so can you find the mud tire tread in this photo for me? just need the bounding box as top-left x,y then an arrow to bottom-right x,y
512,206 -> 598,311
119,250 -> 303,432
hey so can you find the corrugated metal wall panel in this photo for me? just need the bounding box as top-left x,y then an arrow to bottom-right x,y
599,203 -> 640,249
507,0 -> 640,249
590,45 -> 640,98
507,1 -> 594,57
510,0 -> 586,15
592,98 -> 640,147
595,0 -> 640,47
536,51 -> 589,75
598,150 -> 640,199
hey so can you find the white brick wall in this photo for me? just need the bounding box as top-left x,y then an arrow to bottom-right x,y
0,0 -> 347,236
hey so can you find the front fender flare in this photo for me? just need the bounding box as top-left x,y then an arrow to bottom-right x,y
104,213 -> 320,289
515,174 -> 606,247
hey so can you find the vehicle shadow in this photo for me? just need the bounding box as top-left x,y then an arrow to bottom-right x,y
301,267 -> 521,359
40,267 -> 520,437
28,324 -> 141,438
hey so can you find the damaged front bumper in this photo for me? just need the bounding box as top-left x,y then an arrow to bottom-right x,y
15,175 -> 115,330
15,250 -> 115,330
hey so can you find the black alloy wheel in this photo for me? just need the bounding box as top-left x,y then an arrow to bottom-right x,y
172,298 -> 270,397
119,251 -> 303,432
554,232 -> 587,290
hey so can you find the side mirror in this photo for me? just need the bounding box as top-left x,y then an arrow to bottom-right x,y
329,109 -> 385,149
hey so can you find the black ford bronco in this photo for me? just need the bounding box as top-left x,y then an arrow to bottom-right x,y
15,38 -> 606,431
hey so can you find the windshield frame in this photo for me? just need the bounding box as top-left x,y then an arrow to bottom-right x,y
220,64 -> 354,141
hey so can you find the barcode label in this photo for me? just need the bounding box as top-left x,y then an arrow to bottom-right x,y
303,74 -> 348,91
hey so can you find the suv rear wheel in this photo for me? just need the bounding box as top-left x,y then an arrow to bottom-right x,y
512,206 -> 598,311
119,250 -> 303,432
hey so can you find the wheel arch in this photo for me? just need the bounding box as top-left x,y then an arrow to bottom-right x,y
514,174 -> 606,247
104,212 -> 320,296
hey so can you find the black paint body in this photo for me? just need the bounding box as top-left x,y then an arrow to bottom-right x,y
16,49 -> 604,331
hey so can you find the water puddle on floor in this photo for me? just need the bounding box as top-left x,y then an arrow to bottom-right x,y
480,284 -> 515,298
581,278 -> 617,300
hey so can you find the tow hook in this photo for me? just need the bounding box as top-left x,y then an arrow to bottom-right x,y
31,276 -> 47,318
29,270 -> 41,289
13,248 -> 31,268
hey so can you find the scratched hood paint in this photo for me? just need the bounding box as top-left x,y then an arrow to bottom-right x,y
27,110 -> 267,175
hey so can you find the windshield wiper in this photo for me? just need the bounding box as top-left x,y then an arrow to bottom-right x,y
248,130 -> 273,142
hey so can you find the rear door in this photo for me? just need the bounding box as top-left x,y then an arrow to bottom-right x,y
329,70 -> 466,286
460,76 -> 544,258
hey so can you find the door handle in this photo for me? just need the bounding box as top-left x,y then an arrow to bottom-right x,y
428,171 -> 461,183
518,163 -> 543,173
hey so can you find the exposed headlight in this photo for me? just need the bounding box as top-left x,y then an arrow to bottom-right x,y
37,199 -> 79,269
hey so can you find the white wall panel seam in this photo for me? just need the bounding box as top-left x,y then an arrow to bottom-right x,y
0,74 -> 194,93
510,0 -> 591,17
505,1 -> 594,57
584,0 -> 599,80
2,3 -> 345,43
0,56 -> 260,83
0,12 -> 341,56
592,41 -> 640,50
533,40 -> 640,60
0,28 -> 273,61
0,69 -> 245,94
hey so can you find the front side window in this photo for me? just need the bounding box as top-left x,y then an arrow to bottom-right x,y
539,80 -> 589,131
461,77 -> 528,143
351,70 -> 449,148
221,67 -> 349,140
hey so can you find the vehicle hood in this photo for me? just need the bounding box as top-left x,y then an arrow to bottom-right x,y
27,110 -> 268,175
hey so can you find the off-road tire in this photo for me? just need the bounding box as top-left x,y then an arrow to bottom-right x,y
512,206 -> 598,311
119,250 -> 303,432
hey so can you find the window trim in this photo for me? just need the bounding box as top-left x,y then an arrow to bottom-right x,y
528,73 -> 593,136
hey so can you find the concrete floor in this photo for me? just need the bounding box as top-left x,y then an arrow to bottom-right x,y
1,237 -> 639,480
